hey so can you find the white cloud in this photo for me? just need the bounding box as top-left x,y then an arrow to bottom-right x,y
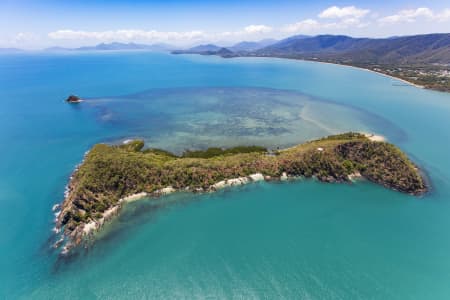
282,17 -> 370,34
244,25 -> 273,34
0,32 -> 40,48
319,6 -> 370,19
436,9 -> 450,22
12,32 -> 38,43
282,19 -> 320,33
281,6 -> 448,36
378,7 -> 434,24
48,29 -> 207,43
282,5 -> 371,34
330,18 -> 370,29
21,6 -> 450,48
48,26 -> 275,45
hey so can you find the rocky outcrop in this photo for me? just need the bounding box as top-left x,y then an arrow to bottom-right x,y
66,95 -> 82,103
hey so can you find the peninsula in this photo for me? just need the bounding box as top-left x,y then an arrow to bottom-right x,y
54,133 -> 427,254
173,34 -> 450,93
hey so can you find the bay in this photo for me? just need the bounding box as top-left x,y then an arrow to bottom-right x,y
1,51 -> 449,299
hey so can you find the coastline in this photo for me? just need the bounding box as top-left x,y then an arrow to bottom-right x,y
303,60 -> 425,89
59,168 -> 368,252
53,132 -> 426,255
56,172 -> 279,253
240,55 -> 425,89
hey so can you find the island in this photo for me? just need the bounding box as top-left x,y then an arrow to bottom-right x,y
66,95 -> 82,103
54,133 -> 427,254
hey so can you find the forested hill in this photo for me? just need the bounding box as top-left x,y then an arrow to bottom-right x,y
254,34 -> 450,64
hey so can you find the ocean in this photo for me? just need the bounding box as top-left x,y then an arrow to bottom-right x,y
1,51 -> 450,299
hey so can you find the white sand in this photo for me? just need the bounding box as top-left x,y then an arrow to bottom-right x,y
211,177 -> 250,190
83,221 -> 98,234
348,171 -> 362,181
249,173 -> 264,181
363,133 -> 386,142
158,186 -> 176,195
296,59 -> 424,89
103,205 -> 119,220
121,192 -> 148,203
52,203 -> 60,211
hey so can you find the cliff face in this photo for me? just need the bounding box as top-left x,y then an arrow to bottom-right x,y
55,133 -> 427,253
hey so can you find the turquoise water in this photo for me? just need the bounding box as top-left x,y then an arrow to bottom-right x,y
1,52 -> 450,299
85,86 -> 399,153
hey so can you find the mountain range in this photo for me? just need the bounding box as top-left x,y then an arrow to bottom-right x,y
171,39 -> 279,55
2,34 -> 449,65
44,42 -> 175,52
254,33 -> 450,64
228,39 -> 279,52
171,33 -> 449,65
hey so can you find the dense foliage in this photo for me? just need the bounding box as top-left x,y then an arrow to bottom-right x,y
58,133 -> 427,238
182,146 -> 267,158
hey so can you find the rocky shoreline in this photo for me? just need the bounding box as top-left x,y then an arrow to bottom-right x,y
53,172 -> 292,254
53,133 -> 427,255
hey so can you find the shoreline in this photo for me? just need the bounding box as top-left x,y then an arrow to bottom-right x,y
242,55 -> 425,89
175,52 -> 430,90
53,132 -> 426,255
302,60 -> 425,89
363,133 -> 386,142
279,132 -> 386,153
56,172 -> 280,253
54,166 -> 366,252
60,166 -> 369,252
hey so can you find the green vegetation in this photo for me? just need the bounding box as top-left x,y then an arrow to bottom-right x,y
118,140 -> 144,152
316,132 -> 366,141
182,145 -> 267,158
142,148 -> 178,157
123,142 -> 267,158
369,64 -> 450,92
56,133 -> 427,249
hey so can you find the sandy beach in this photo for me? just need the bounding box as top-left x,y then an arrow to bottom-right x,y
254,56 -> 425,89
306,60 -> 425,89
363,133 -> 386,142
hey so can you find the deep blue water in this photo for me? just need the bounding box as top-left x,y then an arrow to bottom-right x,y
1,51 -> 450,299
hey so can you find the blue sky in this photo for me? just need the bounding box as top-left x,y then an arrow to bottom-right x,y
1,0 -> 449,48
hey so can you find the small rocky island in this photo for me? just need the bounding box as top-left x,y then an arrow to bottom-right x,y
54,133 -> 427,254
66,95 -> 82,103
